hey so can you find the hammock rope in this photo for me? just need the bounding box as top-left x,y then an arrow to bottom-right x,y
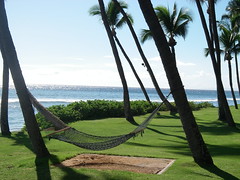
29,90 -> 172,151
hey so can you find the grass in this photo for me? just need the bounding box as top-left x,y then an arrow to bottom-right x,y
0,107 -> 240,180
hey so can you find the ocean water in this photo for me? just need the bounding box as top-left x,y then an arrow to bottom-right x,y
1,85 -> 239,132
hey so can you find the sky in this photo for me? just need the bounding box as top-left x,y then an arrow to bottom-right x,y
1,0 -> 234,90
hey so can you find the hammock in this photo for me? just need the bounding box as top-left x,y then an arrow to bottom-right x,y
29,91 -> 169,151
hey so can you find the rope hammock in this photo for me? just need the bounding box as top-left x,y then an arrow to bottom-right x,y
28,91 -> 171,151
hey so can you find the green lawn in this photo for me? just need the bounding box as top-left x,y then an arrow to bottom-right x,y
0,107 -> 239,180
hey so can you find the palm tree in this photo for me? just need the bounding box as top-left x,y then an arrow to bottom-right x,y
90,1 -> 152,105
137,0 -> 213,165
90,1 -> 152,108
204,23 -> 240,109
224,0 -> 240,95
94,0 -> 137,125
195,0 -> 236,127
0,51 -> 10,135
112,0 -> 177,114
0,0 -> 50,157
141,3 -> 193,62
219,23 -> 240,109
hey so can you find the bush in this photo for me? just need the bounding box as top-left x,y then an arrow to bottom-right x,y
35,100 -> 214,129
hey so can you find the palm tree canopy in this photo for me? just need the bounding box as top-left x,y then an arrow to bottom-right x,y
89,1 -> 133,29
226,0 -> 240,15
219,23 -> 240,60
140,3 -> 192,44
154,3 -> 192,39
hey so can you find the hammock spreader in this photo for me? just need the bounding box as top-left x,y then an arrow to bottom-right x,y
29,91 -> 171,151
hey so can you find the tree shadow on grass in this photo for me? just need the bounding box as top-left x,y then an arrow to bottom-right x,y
196,119 -> 240,135
35,154 -> 90,180
199,164 -> 240,180
155,114 -> 180,120
7,131 -> 34,152
6,132 -> 90,179
146,127 -> 186,141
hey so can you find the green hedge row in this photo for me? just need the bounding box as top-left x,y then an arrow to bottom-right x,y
36,100 -> 214,129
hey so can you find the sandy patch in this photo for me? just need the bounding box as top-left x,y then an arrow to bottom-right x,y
57,154 -> 175,174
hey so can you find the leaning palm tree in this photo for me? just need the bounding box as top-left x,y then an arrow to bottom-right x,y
90,1 -> 152,109
92,0 -> 137,125
194,0 -> 236,127
219,23 -> 240,109
224,0 -> 240,95
140,3 -> 193,62
137,0 -> 213,165
0,0 -> 50,157
112,0 -> 177,114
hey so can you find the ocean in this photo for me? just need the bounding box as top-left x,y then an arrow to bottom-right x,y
1,85 -> 239,132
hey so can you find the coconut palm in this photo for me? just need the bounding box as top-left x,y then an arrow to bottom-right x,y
112,0 -> 177,114
137,0 -> 213,165
0,0 -> 50,157
219,23 -> 240,109
194,0 -> 236,127
90,1 -> 152,110
204,22 -> 240,109
90,1 -> 153,105
223,0 -> 240,95
92,0 -> 138,125
140,3 -> 193,62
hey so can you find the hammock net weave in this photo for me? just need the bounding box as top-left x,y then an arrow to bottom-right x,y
29,91 -> 168,151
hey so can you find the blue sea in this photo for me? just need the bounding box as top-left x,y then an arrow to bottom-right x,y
1,85 -> 239,132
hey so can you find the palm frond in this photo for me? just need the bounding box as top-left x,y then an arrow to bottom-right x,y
89,5 -> 101,16
140,29 -> 153,43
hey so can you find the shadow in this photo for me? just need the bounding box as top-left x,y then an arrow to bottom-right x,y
35,154 -> 90,180
199,164 -> 240,180
155,114 -> 180,120
51,154 -> 90,180
197,120 -> 240,135
35,156 -> 52,180
146,127 -> 186,141
207,144 -> 240,157
7,131 -> 34,152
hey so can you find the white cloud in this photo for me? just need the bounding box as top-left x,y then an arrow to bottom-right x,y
104,55 -> 114,59
176,60 -> 196,66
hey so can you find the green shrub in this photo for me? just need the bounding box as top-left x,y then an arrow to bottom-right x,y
35,100 -> 214,129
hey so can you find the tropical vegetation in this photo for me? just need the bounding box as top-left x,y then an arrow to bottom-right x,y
0,0 -> 239,178
35,100 -> 213,130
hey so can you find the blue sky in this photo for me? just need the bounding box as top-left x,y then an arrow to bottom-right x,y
1,0 -> 233,90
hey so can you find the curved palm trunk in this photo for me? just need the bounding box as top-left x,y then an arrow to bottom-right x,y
112,0 -> 177,114
0,59 -> 11,135
208,0 -> 227,120
138,0 -> 213,165
113,34 -> 152,104
227,59 -> 238,109
98,0 -> 137,125
195,0 -> 236,127
234,51 -> 240,95
0,0 -> 50,157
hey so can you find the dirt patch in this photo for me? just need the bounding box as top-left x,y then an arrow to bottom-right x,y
57,154 -> 175,174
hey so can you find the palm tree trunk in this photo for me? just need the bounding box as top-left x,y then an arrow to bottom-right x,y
234,50 -> 240,96
98,0 -> 137,125
0,59 -> 11,135
227,59 -> 238,109
112,0 -> 177,115
195,0 -> 236,127
0,0 -> 50,157
138,0 -> 213,165
170,45 -> 176,64
113,34 -> 152,104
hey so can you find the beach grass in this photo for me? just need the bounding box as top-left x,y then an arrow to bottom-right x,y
0,107 -> 240,180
